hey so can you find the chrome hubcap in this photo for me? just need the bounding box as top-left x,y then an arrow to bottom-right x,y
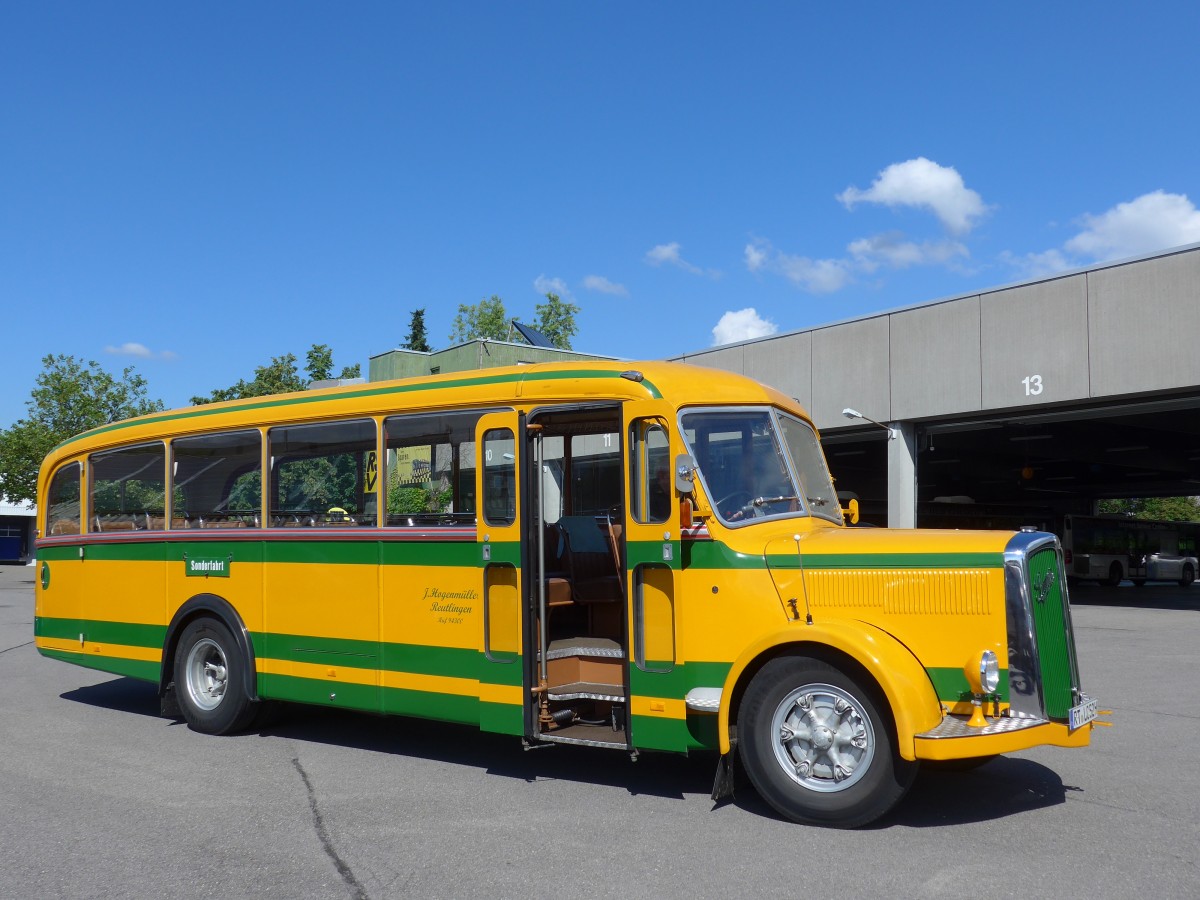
771,683 -> 875,793
185,637 -> 228,711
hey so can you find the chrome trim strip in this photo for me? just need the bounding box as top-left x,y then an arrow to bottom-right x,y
685,687 -> 723,713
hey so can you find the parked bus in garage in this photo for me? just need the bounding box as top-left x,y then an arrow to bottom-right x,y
33,361 -> 1102,828
1061,514 -> 1198,586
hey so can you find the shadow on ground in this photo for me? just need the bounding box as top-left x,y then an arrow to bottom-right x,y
62,675 -> 1072,826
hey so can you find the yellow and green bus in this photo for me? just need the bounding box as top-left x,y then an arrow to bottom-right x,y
34,361 -> 1100,827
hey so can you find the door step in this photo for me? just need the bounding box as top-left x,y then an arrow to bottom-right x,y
546,681 -> 625,702
537,723 -> 627,749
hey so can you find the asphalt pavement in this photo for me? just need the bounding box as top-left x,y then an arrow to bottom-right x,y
1,564 -> 1196,899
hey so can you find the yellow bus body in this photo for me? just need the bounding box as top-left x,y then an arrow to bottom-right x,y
33,361 -> 1097,824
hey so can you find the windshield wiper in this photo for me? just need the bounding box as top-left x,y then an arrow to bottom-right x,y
753,495 -> 800,507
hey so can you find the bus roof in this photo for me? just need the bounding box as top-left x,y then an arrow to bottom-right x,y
43,360 -> 804,464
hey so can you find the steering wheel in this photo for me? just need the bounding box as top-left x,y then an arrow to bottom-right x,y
716,491 -> 758,520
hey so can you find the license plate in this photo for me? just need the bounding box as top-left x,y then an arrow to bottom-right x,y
1069,695 -> 1099,730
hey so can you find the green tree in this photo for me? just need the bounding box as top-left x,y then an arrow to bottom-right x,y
449,295 -> 509,343
0,354 -> 163,503
532,292 -> 580,350
306,344 -> 335,382
1099,496 -> 1200,521
191,344 -> 360,405
403,308 -> 432,352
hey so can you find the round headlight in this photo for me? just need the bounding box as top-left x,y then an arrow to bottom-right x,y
979,650 -> 999,694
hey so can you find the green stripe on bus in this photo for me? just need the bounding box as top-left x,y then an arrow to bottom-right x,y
53,369 -> 662,452
36,616 -> 167,649
36,538 -> 513,567
925,666 -> 1010,703
37,647 -> 160,682
629,660 -> 733,698
630,713 -> 718,752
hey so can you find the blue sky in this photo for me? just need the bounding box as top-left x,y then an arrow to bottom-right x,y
3,3 -> 1199,427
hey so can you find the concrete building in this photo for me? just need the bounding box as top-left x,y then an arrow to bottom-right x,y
370,339 -> 616,382
0,496 -> 36,563
675,243 -> 1200,527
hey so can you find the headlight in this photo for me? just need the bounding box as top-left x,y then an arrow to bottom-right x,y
964,649 -> 1000,695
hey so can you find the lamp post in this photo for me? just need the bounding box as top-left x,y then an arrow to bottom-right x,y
841,408 -> 896,440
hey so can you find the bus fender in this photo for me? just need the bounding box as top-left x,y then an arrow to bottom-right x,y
160,594 -> 259,704
716,620 -> 943,761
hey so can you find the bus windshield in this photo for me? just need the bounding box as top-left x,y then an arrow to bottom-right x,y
680,407 -> 840,525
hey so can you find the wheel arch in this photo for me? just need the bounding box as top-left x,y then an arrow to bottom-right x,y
161,593 -> 258,702
718,621 -> 943,761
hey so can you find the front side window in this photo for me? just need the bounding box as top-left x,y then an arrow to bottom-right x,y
45,462 -> 82,536
631,419 -> 671,524
269,419 -> 376,526
91,443 -> 167,531
680,408 -> 839,525
172,430 -> 262,528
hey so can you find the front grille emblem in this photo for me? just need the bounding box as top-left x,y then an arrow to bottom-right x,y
1034,570 -> 1056,605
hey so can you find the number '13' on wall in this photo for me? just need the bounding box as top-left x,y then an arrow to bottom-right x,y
1022,375 -> 1044,396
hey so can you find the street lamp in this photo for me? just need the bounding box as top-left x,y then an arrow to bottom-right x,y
842,407 -> 896,440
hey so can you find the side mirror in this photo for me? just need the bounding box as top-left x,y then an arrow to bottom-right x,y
841,497 -> 860,526
674,454 -> 697,493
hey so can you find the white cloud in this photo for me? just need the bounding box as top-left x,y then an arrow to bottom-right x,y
1064,190 -> 1200,260
998,248 -> 1073,279
776,254 -> 854,293
582,274 -> 629,296
644,242 -> 718,278
712,308 -> 778,346
848,232 -> 969,272
104,342 -> 176,360
1002,190 -> 1200,280
533,274 -> 572,299
837,157 -> 988,235
743,242 -> 767,272
744,238 -> 852,292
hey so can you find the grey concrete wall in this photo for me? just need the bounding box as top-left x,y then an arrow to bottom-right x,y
891,296 -> 982,419
1087,250 -> 1200,397
674,244 -> 1200,431
810,316 -> 891,430
980,274 -> 1091,410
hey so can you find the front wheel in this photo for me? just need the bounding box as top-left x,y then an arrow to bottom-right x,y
174,618 -> 257,735
1180,564 -> 1195,587
737,656 -> 916,828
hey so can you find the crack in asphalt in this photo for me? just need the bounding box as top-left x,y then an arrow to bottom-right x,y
291,756 -> 370,900
0,640 -> 34,654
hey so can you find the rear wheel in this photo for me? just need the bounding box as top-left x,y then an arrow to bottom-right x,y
174,618 -> 256,735
738,656 -> 916,828
1181,564 -> 1195,587
1105,562 -> 1123,586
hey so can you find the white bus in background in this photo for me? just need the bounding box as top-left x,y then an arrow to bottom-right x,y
1062,514 -> 1198,587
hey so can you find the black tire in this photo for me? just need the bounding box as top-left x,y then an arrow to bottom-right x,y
1181,564 -> 1195,587
737,656 -> 917,828
173,618 -> 257,735
1105,562 -> 1123,587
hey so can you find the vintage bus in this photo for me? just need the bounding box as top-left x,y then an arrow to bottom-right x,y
1061,513 -> 1198,587
34,361 -> 1100,827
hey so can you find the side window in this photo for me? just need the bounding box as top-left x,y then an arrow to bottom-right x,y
172,430 -> 262,528
90,444 -> 167,531
45,462 -> 82,536
482,429 -> 516,526
269,419 -> 377,526
384,411 -> 483,526
630,420 -> 671,524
